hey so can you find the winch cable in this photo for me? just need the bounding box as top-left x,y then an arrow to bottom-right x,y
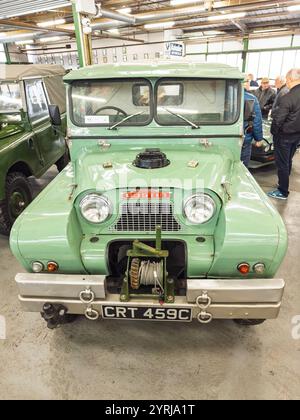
138,260 -> 164,291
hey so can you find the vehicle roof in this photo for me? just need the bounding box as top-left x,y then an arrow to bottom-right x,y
0,64 -> 66,82
64,62 -> 244,81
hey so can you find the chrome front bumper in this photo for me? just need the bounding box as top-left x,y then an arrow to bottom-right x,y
15,273 -> 285,322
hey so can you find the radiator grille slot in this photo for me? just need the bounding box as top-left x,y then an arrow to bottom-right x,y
111,202 -> 181,232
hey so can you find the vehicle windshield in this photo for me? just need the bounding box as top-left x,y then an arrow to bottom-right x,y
156,79 -> 240,126
71,79 -> 152,127
0,82 -> 22,114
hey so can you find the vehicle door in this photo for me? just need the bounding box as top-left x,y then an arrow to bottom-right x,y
24,78 -> 64,169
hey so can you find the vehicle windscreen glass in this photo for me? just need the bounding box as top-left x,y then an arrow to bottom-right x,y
71,80 -> 152,126
156,79 -> 240,125
0,82 -> 22,113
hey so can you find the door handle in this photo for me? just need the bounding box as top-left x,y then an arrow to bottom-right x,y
28,138 -> 35,150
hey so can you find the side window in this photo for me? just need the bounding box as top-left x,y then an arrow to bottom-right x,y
25,79 -> 49,123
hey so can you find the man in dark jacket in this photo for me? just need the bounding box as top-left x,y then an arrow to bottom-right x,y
268,68 -> 300,200
271,75 -> 289,116
254,78 -> 276,119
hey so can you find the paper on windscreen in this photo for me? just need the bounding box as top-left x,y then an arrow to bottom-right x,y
85,115 -> 110,124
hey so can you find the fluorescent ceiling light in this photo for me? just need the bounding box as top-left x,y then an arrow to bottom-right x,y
213,1 -> 229,7
7,32 -> 38,40
287,5 -> 300,11
107,29 -> 120,34
144,21 -> 176,29
37,18 -> 66,27
208,12 -> 246,21
253,28 -> 288,34
117,7 -> 132,14
39,36 -> 65,43
170,0 -> 203,5
15,39 -> 34,45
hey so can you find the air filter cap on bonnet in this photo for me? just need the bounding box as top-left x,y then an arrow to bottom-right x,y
133,148 -> 170,169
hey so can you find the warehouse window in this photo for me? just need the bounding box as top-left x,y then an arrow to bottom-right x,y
0,44 -> 6,63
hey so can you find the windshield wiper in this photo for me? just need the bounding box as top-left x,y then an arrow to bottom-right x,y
162,108 -> 200,130
108,111 -> 146,130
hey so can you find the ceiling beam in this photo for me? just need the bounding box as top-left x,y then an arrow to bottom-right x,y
0,19 -> 75,35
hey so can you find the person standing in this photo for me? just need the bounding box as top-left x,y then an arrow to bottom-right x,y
253,77 -> 276,119
247,73 -> 259,87
242,89 -> 263,167
272,75 -> 289,116
268,68 -> 300,200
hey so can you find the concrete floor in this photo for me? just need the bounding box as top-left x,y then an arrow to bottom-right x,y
0,159 -> 300,400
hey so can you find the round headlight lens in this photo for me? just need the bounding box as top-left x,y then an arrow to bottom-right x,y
184,194 -> 216,224
80,194 -> 111,224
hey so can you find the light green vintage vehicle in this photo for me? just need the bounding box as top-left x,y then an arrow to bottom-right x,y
10,63 -> 288,329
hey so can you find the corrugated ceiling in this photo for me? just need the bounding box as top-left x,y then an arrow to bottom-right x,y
0,0 -> 71,19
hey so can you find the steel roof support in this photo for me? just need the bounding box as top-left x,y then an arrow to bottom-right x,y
72,0 -> 93,67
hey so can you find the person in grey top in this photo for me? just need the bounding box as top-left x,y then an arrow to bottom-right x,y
272,75 -> 289,116
253,77 -> 276,119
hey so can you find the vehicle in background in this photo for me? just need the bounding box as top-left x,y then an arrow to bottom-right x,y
0,64 -> 69,235
250,120 -> 275,168
10,63 -> 287,329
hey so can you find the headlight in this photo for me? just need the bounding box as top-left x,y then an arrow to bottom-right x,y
184,194 -> 216,224
80,194 -> 112,224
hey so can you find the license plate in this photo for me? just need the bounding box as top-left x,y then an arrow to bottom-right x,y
102,305 -> 192,322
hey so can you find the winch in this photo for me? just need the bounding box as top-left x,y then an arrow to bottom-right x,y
120,226 -> 175,303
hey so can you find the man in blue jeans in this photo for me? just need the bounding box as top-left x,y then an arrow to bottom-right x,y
242,89 -> 263,167
268,68 -> 300,200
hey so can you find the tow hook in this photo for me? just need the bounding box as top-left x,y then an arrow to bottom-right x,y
196,292 -> 213,324
41,303 -> 77,329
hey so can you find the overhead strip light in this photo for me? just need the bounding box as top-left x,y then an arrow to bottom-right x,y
37,18 -> 66,28
107,29 -> 120,34
170,0 -> 203,5
208,12 -> 246,21
144,21 -> 176,30
15,39 -> 34,45
287,5 -> 300,12
117,7 -> 132,15
39,36 -> 67,43
253,28 -> 288,34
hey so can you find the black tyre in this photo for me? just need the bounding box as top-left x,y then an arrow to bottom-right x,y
55,150 -> 70,172
0,172 -> 32,236
234,319 -> 266,326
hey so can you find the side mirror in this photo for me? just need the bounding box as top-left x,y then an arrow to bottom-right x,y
244,99 -> 255,122
49,105 -> 62,126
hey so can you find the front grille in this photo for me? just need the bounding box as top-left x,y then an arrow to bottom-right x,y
111,202 -> 182,232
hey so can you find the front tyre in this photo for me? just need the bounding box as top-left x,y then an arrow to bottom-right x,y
0,172 -> 32,236
234,319 -> 266,326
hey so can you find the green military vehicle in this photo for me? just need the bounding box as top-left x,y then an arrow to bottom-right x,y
0,64 -> 69,235
10,63 -> 288,329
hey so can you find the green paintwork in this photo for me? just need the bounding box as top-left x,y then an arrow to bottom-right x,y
10,63 -> 288,284
64,62 -> 243,82
0,79 -> 67,202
